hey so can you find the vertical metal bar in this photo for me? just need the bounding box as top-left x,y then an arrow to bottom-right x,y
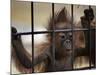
31,2 -> 34,73
89,6 -> 92,69
51,3 -> 56,71
71,4 -> 74,70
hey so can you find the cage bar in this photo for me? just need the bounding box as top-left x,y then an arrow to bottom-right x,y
31,2 -> 34,73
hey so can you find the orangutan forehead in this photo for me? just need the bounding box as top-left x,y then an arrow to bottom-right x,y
55,22 -> 72,29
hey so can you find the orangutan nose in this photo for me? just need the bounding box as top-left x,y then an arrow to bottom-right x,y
63,40 -> 72,50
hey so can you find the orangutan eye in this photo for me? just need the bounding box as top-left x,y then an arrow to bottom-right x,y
59,33 -> 66,39
67,32 -> 72,40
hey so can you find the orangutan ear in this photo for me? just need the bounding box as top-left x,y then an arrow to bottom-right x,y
74,31 -> 85,48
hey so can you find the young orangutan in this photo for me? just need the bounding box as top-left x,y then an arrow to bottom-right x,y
11,7 -> 95,73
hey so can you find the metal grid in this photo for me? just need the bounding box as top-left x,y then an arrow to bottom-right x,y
15,2 -> 96,72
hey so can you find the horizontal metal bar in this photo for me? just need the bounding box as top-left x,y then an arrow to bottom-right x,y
46,66 -> 95,73
72,66 -> 95,71
16,28 -> 95,36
